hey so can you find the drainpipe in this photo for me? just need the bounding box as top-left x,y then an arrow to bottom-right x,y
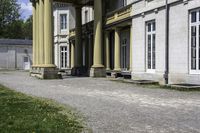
164,0 -> 169,84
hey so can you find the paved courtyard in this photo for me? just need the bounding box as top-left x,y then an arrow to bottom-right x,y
0,71 -> 200,133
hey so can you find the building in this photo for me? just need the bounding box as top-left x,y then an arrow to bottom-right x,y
69,0 -> 133,76
30,0 -> 200,85
69,6 -> 94,75
131,0 -> 200,85
0,39 -> 32,70
53,2 -> 75,70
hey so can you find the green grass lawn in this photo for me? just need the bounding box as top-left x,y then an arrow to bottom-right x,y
0,85 -> 84,133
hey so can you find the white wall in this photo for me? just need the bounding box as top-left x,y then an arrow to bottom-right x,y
53,3 -> 74,69
82,7 -> 94,25
0,46 -> 8,69
0,45 -> 32,70
131,0 -> 200,84
132,6 -> 166,84
168,0 -> 200,84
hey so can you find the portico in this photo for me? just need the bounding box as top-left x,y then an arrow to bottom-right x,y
104,4 -> 133,78
30,0 -> 106,78
30,0 -> 134,79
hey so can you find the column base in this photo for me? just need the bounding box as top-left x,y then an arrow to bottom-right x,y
30,66 -> 61,79
71,67 -> 87,76
111,70 -> 122,78
90,67 -> 106,77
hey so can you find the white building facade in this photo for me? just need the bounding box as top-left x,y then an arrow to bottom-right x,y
131,0 -> 200,84
53,3 -> 75,70
53,3 -> 94,71
52,0 -> 200,85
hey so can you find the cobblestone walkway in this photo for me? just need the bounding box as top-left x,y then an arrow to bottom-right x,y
0,71 -> 200,133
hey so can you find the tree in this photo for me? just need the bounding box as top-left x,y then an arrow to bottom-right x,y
0,0 -> 33,39
0,0 -> 20,38
23,16 -> 33,40
4,20 -> 24,39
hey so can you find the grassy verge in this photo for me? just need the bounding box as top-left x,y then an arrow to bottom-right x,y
0,84 -> 85,133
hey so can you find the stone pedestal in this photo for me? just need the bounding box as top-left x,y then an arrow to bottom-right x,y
90,67 -> 106,77
30,66 -> 60,79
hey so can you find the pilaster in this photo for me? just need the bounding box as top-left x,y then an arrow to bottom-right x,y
71,41 -> 75,68
105,31 -> 111,71
114,28 -> 121,71
129,26 -> 132,71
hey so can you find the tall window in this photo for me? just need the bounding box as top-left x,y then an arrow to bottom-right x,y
190,9 -> 200,74
60,14 -> 67,30
146,20 -> 156,72
60,46 -> 68,69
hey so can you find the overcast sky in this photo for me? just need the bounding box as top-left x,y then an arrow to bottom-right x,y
18,0 -> 32,20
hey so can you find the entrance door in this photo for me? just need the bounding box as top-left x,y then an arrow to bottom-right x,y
120,29 -> 130,71
23,56 -> 30,70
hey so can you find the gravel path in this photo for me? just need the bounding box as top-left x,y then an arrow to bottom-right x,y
0,71 -> 200,133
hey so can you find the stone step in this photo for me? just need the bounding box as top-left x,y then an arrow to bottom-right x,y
169,84 -> 200,90
124,79 -> 159,85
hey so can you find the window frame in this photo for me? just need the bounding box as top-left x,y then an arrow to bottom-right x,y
60,14 -> 67,30
146,20 -> 156,73
189,9 -> 200,74
60,46 -> 68,69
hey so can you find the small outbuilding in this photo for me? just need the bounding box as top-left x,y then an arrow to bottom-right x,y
0,39 -> 32,70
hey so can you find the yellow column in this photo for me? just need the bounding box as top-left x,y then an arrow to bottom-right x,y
39,0 -> 44,65
92,0 -> 104,68
71,42 -> 75,68
105,32 -> 110,70
129,26 -> 132,71
114,28 -> 121,71
35,1 -> 39,65
44,0 -> 54,67
32,1 -> 36,66
74,6 -> 82,67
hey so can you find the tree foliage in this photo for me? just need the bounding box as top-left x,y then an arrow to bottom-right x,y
0,0 -> 20,27
0,0 -> 32,39
23,16 -> 33,40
